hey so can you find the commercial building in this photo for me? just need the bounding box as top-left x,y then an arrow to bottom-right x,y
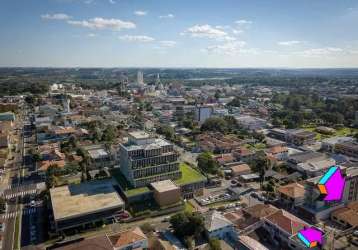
195,105 -> 213,124
235,115 -> 267,131
119,131 -> 181,188
50,180 -> 125,231
151,180 -> 181,207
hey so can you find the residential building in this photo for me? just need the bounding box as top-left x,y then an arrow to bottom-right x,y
335,141 -> 358,158
237,236 -> 269,250
298,175 -> 344,222
296,158 -> 336,177
262,209 -> 309,249
321,136 -> 354,153
119,131 -> 181,188
286,129 -> 316,146
84,144 -> 115,170
287,151 -> 328,169
266,146 -> 288,161
230,163 -> 251,177
342,167 -> 358,202
50,180 -> 125,232
52,235 -> 113,250
277,183 -> 305,207
330,201 -> 358,228
267,128 -> 287,141
203,211 -> 237,241
108,227 -> 148,250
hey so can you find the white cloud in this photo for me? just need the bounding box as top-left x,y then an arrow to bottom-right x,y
159,40 -> 177,47
278,40 -> 302,46
119,35 -> 155,42
88,33 -> 97,37
134,10 -> 147,16
204,41 -> 256,55
41,13 -> 72,20
159,14 -> 175,19
232,29 -> 243,35
109,0 -> 116,4
67,17 -> 136,31
235,19 -> 252,25
295,47 -> 344,57
184,24 -> 228,39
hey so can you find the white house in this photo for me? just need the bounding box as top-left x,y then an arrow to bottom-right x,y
204,211 -> 237,241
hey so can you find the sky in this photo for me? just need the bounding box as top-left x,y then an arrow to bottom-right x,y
1,0 -> 358,68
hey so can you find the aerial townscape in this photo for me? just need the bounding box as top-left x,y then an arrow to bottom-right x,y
1,1 -> 358,250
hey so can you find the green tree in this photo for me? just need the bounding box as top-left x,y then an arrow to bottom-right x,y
209,238 -> 222,250
156,125 -> 175,141
201,117 -> 228,133
227,97 -> 241,107
102,125 -> 117,143
197,152 -> 219,174
170,212 -> 205,240
249,151 -> 269,188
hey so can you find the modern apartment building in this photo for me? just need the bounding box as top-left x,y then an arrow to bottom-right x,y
119,131 -> 181,188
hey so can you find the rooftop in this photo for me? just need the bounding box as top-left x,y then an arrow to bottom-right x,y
238,236 -> 269,250
264,209 -> 309,236
53,235 -> 112,250
331,201 -> 358,227
87,148 -> 108,159
128,131 -> 151,140
151,179 -> 179,193
277,183 -> 305,199
204,210 -> 233,232
124,138 -> 171,151
289,151 -> 327,163
107,227 -> 147,248
50,180 -> 124,221
243,204 -> 279,219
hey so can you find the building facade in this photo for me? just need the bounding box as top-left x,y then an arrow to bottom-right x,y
119,131 -> 181,188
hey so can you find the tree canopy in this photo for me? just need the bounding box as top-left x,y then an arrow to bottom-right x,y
197,152 -> 219,174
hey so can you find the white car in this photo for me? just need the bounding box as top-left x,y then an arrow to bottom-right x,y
30,200 -> 36,207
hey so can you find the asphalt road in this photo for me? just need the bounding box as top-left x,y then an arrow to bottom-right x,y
2,121 -> 24,250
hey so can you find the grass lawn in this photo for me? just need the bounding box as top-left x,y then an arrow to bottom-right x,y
111,168 -> 150,197
175,163 -> 206,186
112,163 -> 205,197
303,126 -> 358,141
184,201 -> 195,213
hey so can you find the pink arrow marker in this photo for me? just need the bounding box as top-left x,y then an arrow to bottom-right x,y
323,167 -> 345,201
